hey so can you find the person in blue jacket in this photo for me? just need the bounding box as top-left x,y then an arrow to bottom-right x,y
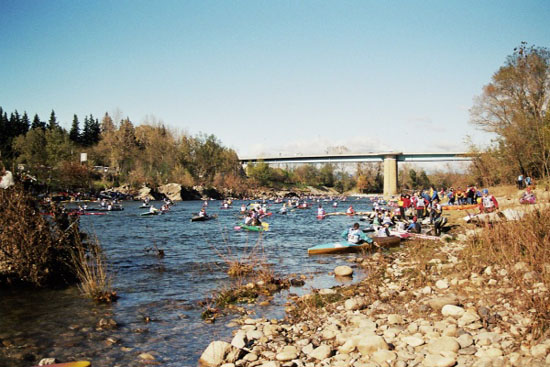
341,223 -> 373,244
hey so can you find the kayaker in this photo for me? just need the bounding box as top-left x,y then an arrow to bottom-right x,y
520,187 -> 536,204
244,212 -> 254,225
280,203 -> 288,214
406,216 -> 421,234
251,209 -> 262,226
198,207 -> 207,217
317,205 -> 325,217
429,198 -> 442,224
341,223 -> 372,244
480,189 -> 499,213
377,222 -> 391,237
149,205 -> 159,214
240,204 -> 247,213
333,201 -> 338,207
346,205 -> 355,215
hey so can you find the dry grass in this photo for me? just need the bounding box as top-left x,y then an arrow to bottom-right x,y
460,209 -> 550,339
70,232 -> 117,303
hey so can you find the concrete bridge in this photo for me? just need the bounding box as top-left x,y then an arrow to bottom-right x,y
239,152 -> 472,197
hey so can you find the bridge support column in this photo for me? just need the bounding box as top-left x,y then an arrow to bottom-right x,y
383,155 -> 398,198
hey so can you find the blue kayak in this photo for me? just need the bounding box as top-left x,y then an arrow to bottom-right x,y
307,236 -> 400,255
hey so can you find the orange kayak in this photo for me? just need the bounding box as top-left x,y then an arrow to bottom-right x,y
442,204 -> 478,210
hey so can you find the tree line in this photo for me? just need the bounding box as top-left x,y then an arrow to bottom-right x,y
0,107 -> 442,195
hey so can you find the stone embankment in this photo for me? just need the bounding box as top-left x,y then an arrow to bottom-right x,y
200,235 -> 550,367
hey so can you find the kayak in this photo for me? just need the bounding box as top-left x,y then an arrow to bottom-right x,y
442,204 -> 478,211
236,222 -> 269,232
307,236 -> 400,255
32,362 -> 90,367
141,211 -> 162,216
326,211 -> 374,216
190,214 -> 217,222
316,215 -> 327,220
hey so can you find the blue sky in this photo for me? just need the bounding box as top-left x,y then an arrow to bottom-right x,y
1,1 -> 549,157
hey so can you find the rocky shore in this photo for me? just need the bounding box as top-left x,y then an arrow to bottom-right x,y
199,230 -> 550,367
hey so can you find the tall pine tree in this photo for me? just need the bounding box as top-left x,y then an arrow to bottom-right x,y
21,112 -> 30,135
69,114 -> 80,144
31,114 -> 46,130
48,110 -> 59,130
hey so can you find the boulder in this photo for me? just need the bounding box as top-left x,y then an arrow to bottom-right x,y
158,183 -> 183,201
427,336 -> 460,354
199,341 -> 232,366
357,335 -> 389,356
275,345 -> 298,361
309,344 -> 332,360
427,296 -> 458,311
441,305 -> 465,318
334,265 -> 353,277
423,354 -> 457,367
136,186 -> 156,201
0,170 -> 14,189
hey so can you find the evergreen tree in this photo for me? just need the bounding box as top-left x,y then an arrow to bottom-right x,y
32,114 -> 46,130
48,110 -> 59,130
81,115 -> 91,146
69,114 -> 80,144
89,115 -> 101,145
21,112 -> 30,135
10,111 -> 21,137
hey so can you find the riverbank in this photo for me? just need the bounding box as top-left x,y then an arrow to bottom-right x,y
199,190 -> 550,367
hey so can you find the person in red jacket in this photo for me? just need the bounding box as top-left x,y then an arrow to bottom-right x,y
480,189 -> 499,213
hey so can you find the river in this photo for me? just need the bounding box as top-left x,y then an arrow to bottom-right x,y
0,198 -> 380,367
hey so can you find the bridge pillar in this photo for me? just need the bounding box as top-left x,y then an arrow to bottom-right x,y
383,155 -> 398,198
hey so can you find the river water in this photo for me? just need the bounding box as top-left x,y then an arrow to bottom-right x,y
0,198 -> 379,367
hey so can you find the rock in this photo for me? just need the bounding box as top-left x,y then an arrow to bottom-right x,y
139,353 -> 156,360
435,280 -> 449,289
199,341 -> 232,366
372,350 -> 397,365
357,335 -> 389,356
457,334 -> 473,348
427,296 -> 458,311
157,183 -> 183,201
387,314 -> 404,325
422,286 -> 433,294
246,329 -> 263,340
259,362 -> 280,367
243,353 -> 258,362
231,330 -> 246,349
441,305 -> 465,318
531,343 -> 549,358
0,170 -> 15,189
403,336 -> 425,347
423,354 -> 457,367
38,359 -> 57,366
319,288 -> 336,295
276,345 -> 299,361
334,265 -> 353,277
458,311 -> 480,327
309,344 -> 332,360
475,348 -> 503,358
427,336 -> 460,354
136,186 -> 155,201
345,297 -> 367,311
474,332 -> 500,346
